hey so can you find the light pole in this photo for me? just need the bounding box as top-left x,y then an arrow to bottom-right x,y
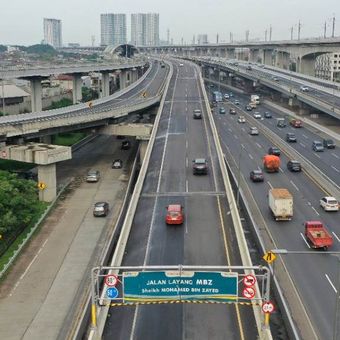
236,146 -> 244,208
272,249 -> 340,340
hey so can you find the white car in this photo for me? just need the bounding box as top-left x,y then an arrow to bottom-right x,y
300,86 -> 309,92
249,127 -> 259,135
253,112 -> 262,119
238,116 -> 246,123
179,63 -> 184,67
320,196 -> 339,211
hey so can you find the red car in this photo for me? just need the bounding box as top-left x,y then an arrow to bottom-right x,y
166,204 -> 184,225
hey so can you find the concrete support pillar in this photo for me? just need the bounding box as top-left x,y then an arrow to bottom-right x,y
30,78 -> 42,112
249,49 -> 260,63
38,163 -> 56,202
275,52 -> 290,70
300,58 -> 316,76
139,140 -> 149,164
120,71 -> 127,89
131,69 -> 138,83
72,74 -> 83,104
263,50 -> 273,66
101,72 -> 110,97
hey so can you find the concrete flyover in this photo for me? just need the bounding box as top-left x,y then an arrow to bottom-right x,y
194,57 -> 340,121
0,58 -> 148,112
0,59 -> 169,141
141,37 -> 340,76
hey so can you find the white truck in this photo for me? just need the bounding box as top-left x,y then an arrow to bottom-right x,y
250,94 -> 260,105
269,188 -> 293,221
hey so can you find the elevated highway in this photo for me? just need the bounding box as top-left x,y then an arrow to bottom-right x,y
0,60 -> 169,141
194,57 -> 340,120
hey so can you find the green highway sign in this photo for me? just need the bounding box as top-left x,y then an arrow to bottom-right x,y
123,271 -> 238,302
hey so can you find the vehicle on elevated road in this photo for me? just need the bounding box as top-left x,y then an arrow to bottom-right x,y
269,188 -> 293,221
263,155 -> 280,172
249,127 -> 259,135
166,204 -> 184,225
290,119 -> 302,128
229,108 -> 236,114
312,140 -> 324,152
286,133 -> 297,142
253,111 -> 262,119
268,146 -> 281,156
192,158 -> 208,175
304,221 -> 333,250
193,109 -> 202,119
238,116 -> 246,123
323,139 -> 336,149
93,202 -> 109,217
86,170 -> 100,182
320,197 -> 339,212
287,160 -> 301,172
250,169 -> 264,182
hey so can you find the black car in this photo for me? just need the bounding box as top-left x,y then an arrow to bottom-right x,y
229,108 -> 236,114
264,112 -> 272,118
193,109 -> 202,119
193,158 -> 208,175
268,146 -> 281,156
287,160 -> 301,172
121,141 -> 131,150
323,139 -> 335,149
286,133 -> 297,142
277,119 -> 286,128
93,202 -> 109,217
250,170 -> 264,182
246,105 -> 252,111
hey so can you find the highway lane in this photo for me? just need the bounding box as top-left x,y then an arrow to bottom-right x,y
211,94 -> 340,339
103,61 -> 257,339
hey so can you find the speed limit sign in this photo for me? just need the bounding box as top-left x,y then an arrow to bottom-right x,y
105,274 -> 118,287
262,301 -> 275,314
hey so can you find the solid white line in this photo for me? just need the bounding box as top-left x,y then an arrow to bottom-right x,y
10,238 -> 49,296
248,154 -> 253,160
267,181 -> 273,189
331,153 -> 339,159
332,232 -> 340,243
299,143 -> 306,148
331,166 -> 340,173
186,157 -> 188,168
311,206 -> 320,216
186,180 -> 189,193
325,274 -> 337,293
186,140 -> 188,149
300,233 -> 310,248
290,180 -> 299,191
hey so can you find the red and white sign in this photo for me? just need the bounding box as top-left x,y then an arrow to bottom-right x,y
262,301 -> 275,314
243,274 -> 256,287
242,287 -> 256,299
105,274 -> 118,287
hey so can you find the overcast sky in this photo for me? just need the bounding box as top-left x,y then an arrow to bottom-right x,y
1,0 -> 339,46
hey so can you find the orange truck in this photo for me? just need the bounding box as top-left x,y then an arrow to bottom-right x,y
290,119 -> 302,128
304,221 -> 333,250
263,155 -> 280,173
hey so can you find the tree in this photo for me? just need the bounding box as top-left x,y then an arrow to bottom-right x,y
0,45 -> 7,53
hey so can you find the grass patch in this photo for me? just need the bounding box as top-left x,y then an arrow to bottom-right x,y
52,132 -> 87,146
0,203 -> 48,276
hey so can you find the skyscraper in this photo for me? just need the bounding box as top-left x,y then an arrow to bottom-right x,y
131,13 -> 159,46
131,14 -> 146,46
101,14 -> 127,46
43,18 -> 62,48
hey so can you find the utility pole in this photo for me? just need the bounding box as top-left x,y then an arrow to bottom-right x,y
332,16 -> 336,38
298,20 -> 301,40
230,32 -> 233,43
216,33 -> 219,44
269,25 -> 272,41
181,37 -> 184,45
290,26 -> 294,40
245,30 -> 249,42
324,21 -> 327,38
167,29 -> 170,44
265,29 -> 268,42
193,35 -> 195,44
91,35 -> 95,47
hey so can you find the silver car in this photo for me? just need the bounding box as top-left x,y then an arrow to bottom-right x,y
86,170 -> 100,182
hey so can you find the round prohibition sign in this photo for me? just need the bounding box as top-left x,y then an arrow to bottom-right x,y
242,287 -> 256,299
105,274 -> 118,287
243,274 -> 256,287
262,301 -> 275,314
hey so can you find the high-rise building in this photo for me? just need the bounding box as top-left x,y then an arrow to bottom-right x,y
131,13 -> 159,46
145,13 -> 159,46
43,18 -> 62,48
131,14 -> 146,46
101,14 -> 127,46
